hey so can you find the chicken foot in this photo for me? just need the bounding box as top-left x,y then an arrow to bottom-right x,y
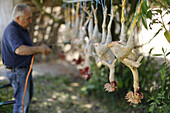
102,59 -> 117,92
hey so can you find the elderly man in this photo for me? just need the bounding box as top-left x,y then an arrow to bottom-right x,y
1,3 -> 51,113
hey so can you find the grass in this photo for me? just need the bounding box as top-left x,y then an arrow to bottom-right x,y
0,73 -> 150,113
0,81 -> 14,113
0,75 -> 108,113
30,75 -> 108,113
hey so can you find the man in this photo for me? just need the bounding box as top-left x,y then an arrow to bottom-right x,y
1,3 -> 51,113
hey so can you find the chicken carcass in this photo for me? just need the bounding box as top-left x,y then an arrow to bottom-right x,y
92,6 -> 101,43
108,0 -> 144,104
94,6 -> 115,64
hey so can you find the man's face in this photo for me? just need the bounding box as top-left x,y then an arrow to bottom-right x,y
18,8 -> 32,29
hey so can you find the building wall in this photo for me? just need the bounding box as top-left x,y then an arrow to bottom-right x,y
138,9 -> 170,61
0,0 -> 13,40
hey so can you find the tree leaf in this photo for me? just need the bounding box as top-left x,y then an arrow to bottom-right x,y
149,48 -> 154,54
167,0 -> 170,6
162,47 -> 165,54
40,0 -> 43,3
153,54 -> 163,56
147,10 -> 152,19
141,14 -> 148,29
148,96 -> 155,102
150,102 -> 157,106
154,9 -> 162,14
164,30 -> 170,43
168,92 -> 170,99
166,52 -> 170,56
152,19 -> 161,24
149,105 -> 155,113
141,0 -> 148,14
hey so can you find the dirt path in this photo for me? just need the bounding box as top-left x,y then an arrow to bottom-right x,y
32,59 -> 80,77
0,59 -> 81,81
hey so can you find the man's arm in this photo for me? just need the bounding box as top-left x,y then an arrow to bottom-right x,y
15,45 -> 51,56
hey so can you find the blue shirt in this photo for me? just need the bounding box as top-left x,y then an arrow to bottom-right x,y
1,20 -> 33,68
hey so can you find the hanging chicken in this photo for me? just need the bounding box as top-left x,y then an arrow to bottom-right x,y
108,0 -> 144,104
92,5 -> 117,92
94,6 -> 115,64
61,5 -> 72,42
92,6 -> 102,43
70,3 -> 80,40
78,16 -> 90,52
82,4 -> 99,64
79,3 -> 108,81
74,5 -> 90,57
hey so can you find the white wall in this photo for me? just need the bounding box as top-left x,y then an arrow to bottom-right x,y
0,0 -> 13,39
138,10 -> 170,61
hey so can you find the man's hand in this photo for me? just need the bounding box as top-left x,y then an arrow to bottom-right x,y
39,45 -> 52,55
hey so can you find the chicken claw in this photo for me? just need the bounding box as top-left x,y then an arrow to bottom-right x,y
104,81 -> 118,92
125,91 -> 143,104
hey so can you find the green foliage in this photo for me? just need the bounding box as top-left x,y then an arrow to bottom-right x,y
147,48 -> 170,113
140,0 -> 149,29
141,14 -> 148,29
164,30 -> 170,43
40,0 -> 43,3
141,0 -> 149,15
0,75 -> 110,113
146,10 -> 152,19
138,0 -> 170,43
143,0 -> 170,43
80,48 -> 170,112
148,91 -> 170,113
0,82 -> 14,113
80,58 -> 108,98
30,75 -> 109,113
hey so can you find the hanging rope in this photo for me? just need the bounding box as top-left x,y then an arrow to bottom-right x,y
72,3 -> 75,14
130,0 -> 141,29
110,0 -> 113,20
68,4 -> 71,28
90,0 -> 94,15
96,0 -> 98,8
95,0 -> 101,5
72,3 -> 75,27
62,3 -> 66,9
80,2 -> 82,14
101,0 -> 105,14
111,0 -> 113,9
121,0 -> 126,23
91,0 -> 92,9
63,3 -> 67,25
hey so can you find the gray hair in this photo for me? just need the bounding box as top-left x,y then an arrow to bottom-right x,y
12,3 -> 30,20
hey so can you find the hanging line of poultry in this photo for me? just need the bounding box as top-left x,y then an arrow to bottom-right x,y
62,0 -> 144,105
62,0 -> 117,95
